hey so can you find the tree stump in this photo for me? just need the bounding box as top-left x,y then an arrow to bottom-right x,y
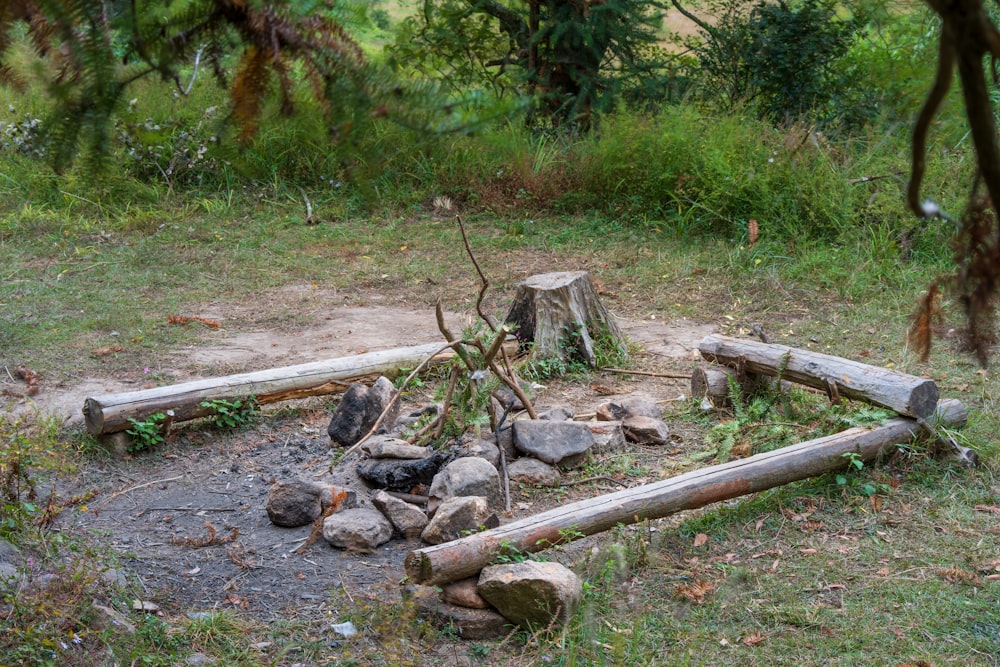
504,271 -> 627,367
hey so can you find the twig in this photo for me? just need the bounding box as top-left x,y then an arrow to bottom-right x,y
94,476 -> 183,512
455,215 -> 496,331
386,491 -> 429,506
340,342 -> 460,460
495,408 -> 512,513
488,359 -> 537,419
340,574 -> 355,603
298,186 -> 314,224
436,298 -> 475,370
600,368 -> 691,379
433,365 -> 460,440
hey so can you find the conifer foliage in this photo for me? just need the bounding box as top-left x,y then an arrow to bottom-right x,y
0,0 -> 372,171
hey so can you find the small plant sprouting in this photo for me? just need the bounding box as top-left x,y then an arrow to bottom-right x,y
126,412 -> 167,452
199,396 -> 258,430
836,451 -> 887,497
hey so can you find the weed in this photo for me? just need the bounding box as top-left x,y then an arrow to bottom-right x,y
199,397 -> 258,430
125,413 -> 167,452
0,413 -> 64,538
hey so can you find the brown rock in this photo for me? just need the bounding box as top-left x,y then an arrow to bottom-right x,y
442,577 -> 490,609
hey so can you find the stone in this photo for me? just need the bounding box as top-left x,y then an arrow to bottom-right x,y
442,577 -> 491,609
507,457 -> 562,487
421,496 -> 499,545
327,376 -> 399,447
477,561 -> 583,630
406,584 -> 511,640
458,438 -> 500,468
587,421 -> 626,454
596,392 -> 661,422
371,490 -> 428,539
361,436 -> 432,460
356,453 -> 450,491
538,406 -> 574,421
322,508 -> 393,552
266,480 -> 354,527
622,416 -> 670,446
429,457 -> 502,510
512,420 -> 594,468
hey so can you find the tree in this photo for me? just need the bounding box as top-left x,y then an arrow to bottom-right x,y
389,0 -> 672,126
672,0 -> 866,122
0,0 -> 400,171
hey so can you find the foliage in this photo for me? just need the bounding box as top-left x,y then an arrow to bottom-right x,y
389,0 -> 673,126
126,413 -> 167,452
675,0 -> 867,124
199,397 -> 258,430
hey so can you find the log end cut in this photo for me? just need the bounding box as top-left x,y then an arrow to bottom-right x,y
82,397 -> 105,435
908,379 -> 940,420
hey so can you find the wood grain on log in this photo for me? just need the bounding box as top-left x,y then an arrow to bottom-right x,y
504,271 -> 627,367
404,399 -> 966,586
83,343 -> 458,435
699,335 -> 939,418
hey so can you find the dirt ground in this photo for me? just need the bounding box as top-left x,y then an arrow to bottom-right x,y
8,295 -> 716,621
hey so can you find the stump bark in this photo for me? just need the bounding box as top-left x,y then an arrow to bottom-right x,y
503,271 -> 626,367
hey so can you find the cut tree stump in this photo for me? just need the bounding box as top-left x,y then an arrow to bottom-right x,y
405,399 -> 968,586
83,342 -> 459,435
699,334 -> 939,419
503,271 -> 627,367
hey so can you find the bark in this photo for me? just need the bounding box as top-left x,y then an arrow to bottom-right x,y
404,399 -> 967,586
698,334 -> 939,418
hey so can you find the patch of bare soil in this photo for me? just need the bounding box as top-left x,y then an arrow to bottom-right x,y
21,304 -> 714,620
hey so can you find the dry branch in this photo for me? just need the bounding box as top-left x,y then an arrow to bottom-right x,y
405,399 -> 967,586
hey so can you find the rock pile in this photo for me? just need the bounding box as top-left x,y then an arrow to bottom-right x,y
265,378 -> 673,635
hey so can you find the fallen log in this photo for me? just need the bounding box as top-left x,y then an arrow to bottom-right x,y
83,342 -> 458,435
699,334 -> 939,418
405,399 -> 967,586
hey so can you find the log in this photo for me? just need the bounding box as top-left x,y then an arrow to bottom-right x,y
83,342 -> 457,435
405,399 -> 967,586
504,271 -> 627,367
691,366 -> 736,406
699,334 -> 939,418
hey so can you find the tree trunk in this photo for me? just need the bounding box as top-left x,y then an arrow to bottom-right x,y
83,342 -> 457,435
503,271 -> 627,367
404,399 -> 967,586
699,334 -> 939,418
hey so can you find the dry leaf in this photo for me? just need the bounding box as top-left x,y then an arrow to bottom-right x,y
675,579 -> 717,604
741,631 -> 766,647
800,548 -> 818,555
693,533 -> 708,547
748,219 -> 759,248
974,505 -> 1000,514
91,345 -> 124,357
935,568 -> 980,585
801,520 -> 825,532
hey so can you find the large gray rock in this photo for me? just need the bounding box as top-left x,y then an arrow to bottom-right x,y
622,416 -> 670,446
371,490 -> 428,539
512,420 -> 595,468
507,457 -> 561,487
538,406 -> 574,421
356,453 -> 450,491
266,480 -> 354,527
596,392 -> 661,422
429,457 -> 501,509
421,496 -> 499,545
322,508 -> 393,551
328,377 -> 399,446
587,421 -> 626,454
477,561 -> 583,630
